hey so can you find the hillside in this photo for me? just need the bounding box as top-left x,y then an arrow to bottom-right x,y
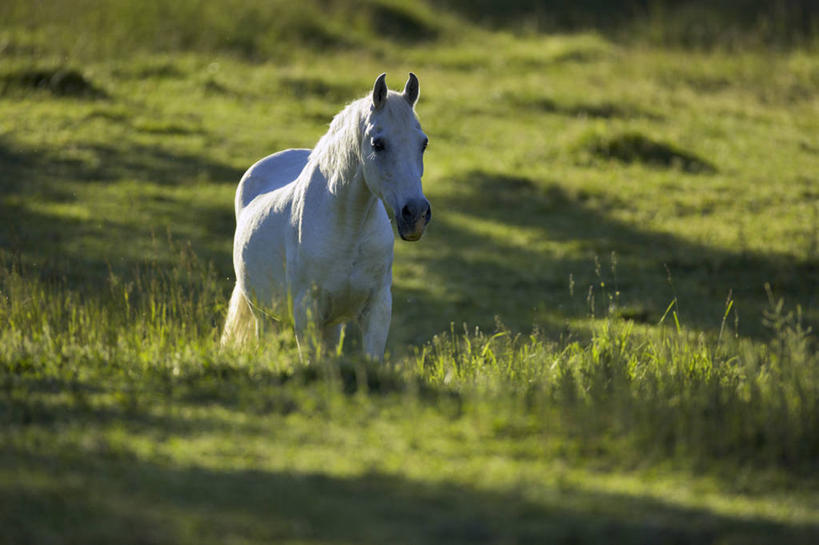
1,1 -> 818,543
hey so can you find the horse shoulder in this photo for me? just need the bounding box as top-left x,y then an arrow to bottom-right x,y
235,148 -> 310,219
352,202 -> 394,283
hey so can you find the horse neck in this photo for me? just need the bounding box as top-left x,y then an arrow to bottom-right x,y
308,104 -> 379,231
294,142 -> 376,245
323,158 -> 378,233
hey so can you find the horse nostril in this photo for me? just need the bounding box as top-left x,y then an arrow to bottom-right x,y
401,204 -> 414,222
425,204 -> 431,224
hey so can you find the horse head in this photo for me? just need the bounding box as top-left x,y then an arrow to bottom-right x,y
361,73 -> 431,241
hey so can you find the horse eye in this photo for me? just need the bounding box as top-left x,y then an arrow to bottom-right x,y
372,138 -> 386,152
422,138 -> 428,152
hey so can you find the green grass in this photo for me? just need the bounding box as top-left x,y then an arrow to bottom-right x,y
2,1 -> 819,543
2,254 -> 818,543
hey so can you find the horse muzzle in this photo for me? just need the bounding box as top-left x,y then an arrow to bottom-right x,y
397,198 -> 431,242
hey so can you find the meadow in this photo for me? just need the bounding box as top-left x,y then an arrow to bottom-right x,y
1,1 -> 818,543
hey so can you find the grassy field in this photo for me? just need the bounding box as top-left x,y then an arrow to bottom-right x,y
2,1 -> 819,543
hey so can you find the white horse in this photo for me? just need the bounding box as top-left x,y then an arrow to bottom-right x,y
222,73 -> 430,359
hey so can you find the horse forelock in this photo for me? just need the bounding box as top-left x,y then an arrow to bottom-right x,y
380,90 -> 420,129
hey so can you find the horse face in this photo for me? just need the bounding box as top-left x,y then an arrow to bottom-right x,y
361,73 -> 431,242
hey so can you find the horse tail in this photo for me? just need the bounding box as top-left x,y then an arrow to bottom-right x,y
221,284 -> 256,347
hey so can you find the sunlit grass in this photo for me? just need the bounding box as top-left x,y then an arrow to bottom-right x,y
1,253 -> 817,543
2,1 -> 819,542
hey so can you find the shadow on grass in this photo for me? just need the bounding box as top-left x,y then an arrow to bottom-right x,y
0,67 -> 108,99
501,93 -> 664,122
1,357 -> 460,432
436,1 -> 818,47
391,170 -> 817,343
0,136 -> 240,280
2,445 -> 817,545
2,134 -> 816,343
0,138 -> 241,189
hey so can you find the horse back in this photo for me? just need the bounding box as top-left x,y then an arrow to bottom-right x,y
235,148 -> 311,218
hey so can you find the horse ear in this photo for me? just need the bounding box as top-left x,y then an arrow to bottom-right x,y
403,72 -> 419,107
372,73 -> 387,110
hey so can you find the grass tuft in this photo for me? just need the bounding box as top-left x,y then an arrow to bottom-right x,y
364,1 -> 440,43
579,130 -> 717,173
0,67 -> 106,98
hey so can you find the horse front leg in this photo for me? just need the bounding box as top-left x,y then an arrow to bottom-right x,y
359,284 -> 391,360
292,290 -> 314,361
292,288 -> 333,360
321,323 -> 344,354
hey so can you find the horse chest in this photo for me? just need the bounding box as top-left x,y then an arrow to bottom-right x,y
321,244 -> 389,319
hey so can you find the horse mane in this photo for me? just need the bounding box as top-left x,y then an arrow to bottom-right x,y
308,97 -> 368,193
309,91 -> 417,193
